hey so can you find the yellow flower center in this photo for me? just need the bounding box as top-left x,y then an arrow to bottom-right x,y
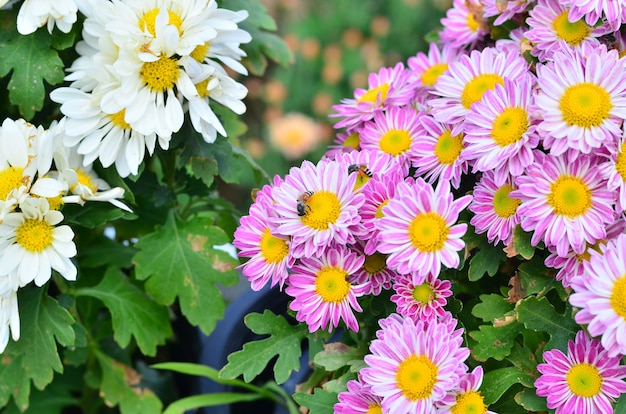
0,166 -> 25,200
559,83 -> 612,128
412,283 -> 434,304
190,41 -> 210,63
365,405 -> 383,414
421,63 -> 449,87
46,195 -> 64,210
461,74 -> 504,109
396,354 -> 438,401
467,11 -> 479,33
363,252 -> 387,274
16,218 -> 54,253
451,390 -> 488,414
108,109 -> 131,130
615,142 -> 626,181
379,129 -> 412,156
547,175 -> 591,217
408,212 -> 449,252
491,107 -> 528,146
259,228 -> 289,264
376,199 -> 389,219
610,275 -> 626,319
435,130 -> 463,165
315,266 -> 351,303
300,191 -> 341,230
343,132 -> 361,149
195,78 -> 211,99
566,363 -> 603,398
357,84 -> 389,104
493,184 -> 521,218
552,11 -> 590,45
138,8 -> 183,36
140,56 -> 180,92
71,169 -> 99,193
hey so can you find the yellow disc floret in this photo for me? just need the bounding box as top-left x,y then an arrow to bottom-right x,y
491,107 -> 529,146
547,175 -> 591,217
0,166 -> 25,200
300,191 -> 341,230
565,363 -> 603,398
461,74 -> 504,109
396,354 -> 438,401
409,212 -> 449,253
559,83 -> 612,128
610,275 -> 626,319
493,184 -> 521,218
552,11 -> 590,46
315,266 -> 351,303
140,56 -> 180,92
139,8 -> 183,36
259,228 -> 289,263
421,63 -> 448,87
16,219 -> 54,253
379,129 -> 412,156
358,83 -> 389,104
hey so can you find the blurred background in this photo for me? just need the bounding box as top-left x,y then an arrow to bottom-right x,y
223,0 -> 450,211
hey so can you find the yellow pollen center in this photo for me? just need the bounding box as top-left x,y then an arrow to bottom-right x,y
16,218 -> 54,253
139,8 -> 183,36
396,354 -> 438,401
559,83 -> 612,128
363,252 -> 387,274
412,283 -> 434,304
493,184 -> 521,218
140,57 -> 180,92
610,275 -> 626,319
190,42 -> 210,63
552,11 -> 590,45
450,390 -> 488,414
365,405 -> 383,414
379,129 -> 412,156
195,78 -> 211,99
461,74 -> 504,109
467,11 -> 479,33
259,228 -> 289,264
71,169 -> 99,193
108,109 -> 131,130
357,83 -> 389,104
421,63 -> 449,87
343,132 -> 361,149
408,212 -> 449,252
0,166 -> 25,200
566,363 -> 603,397
435,130 -> 463,165
491,107 -> 529,146
46,195 -> 64,210
314,266 -> 351,303
615,143 -> 626,181
547,175 -> 591,217
300,191 -> 341,230
376,199 -> 390,219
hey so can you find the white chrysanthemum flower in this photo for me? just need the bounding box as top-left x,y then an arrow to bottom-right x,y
0,285 -> 19,354
16,0 -> 78,35
0,198 -> 77,288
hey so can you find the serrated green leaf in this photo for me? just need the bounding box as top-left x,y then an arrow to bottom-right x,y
0,288 -> 75,411
4,374 -> 80,414
472,294 -> 514,323
517,257 -> 555,296
482,367 -> 534,405
133,213 -> 238,335
516,296 -> 578,353
190,156 -> 218,188
0,29 -> 64,119
505,343 -> 539,385
164,393 -> 263,414
469,323 -> 522,361
76,267 -> 172,356
220,310 -> 308,384
512,225 -> 535,260
313,343 -> 362,371
468,240 -> 504,281
96,351 -> 162,414
293,388 -> 337,414
515,388 -> 547,412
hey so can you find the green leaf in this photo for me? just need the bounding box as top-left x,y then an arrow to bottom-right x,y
468,240 -> 504,281
62,202 -> 136,229
469,323 -> 522,362
250,28 -> 294,67
224,0 -> 276,30
615,394 -> 626,414
482,367 -> 534,405
512,225 -> 535,260
516,296 -> 578,353
76,267 -> 172,356
515,388 -> 547,412
133,213 -> 238,335
220,310 -> 308,384
0,287 -> 75,411
78,235 -> 137,269
313,343 -> 362,372
4,372 -> 80,414
472,294 -> 514,323
293,388 -> 338,414
517,257 -> 556,296
0,28 -> 64,119
96,351 -> 163,414
164,393 -> 264,414
152,362 -> 257,389
505,343 -> 539,385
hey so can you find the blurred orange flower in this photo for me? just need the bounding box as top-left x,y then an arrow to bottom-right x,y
268,112 -> 325,159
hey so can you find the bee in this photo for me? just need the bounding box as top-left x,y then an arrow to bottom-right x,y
348,163 -> 372,178
296,190 -> 313,217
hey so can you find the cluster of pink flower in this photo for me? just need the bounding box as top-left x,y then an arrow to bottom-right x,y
235,0 -> 626,412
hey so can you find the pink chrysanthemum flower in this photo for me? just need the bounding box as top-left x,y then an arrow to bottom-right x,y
285,244 -> 366,333
494,27 -> 529,54
324,129 -> 361,159
271,159 -> 365,259
407,42 -> 461,103
600,136 -> 626,212
411,114 -> 468,189
535,330 -> 626,413
469,170 -> 522,247
570,233 -> 626,357
360,315 -> 469,413
335,377 -> 383,414
351,242 -> 397,296
430,47 -> 529,134
440,0 -> 489,49
535,45 -> 626,156
359,106 -> 423,172
511,151 -> 615,257
376,177 -> 472,278
391,272 -> 452,322
545,217 -> 626,288
331,63 -> 417,131
436,366 -> 495,414
464,77 -> 539,179
565,0 -> 626,29
233,202 -> 293,291
525,0 -> 611,62
333,149 -> 406,193
483,0 -> 535,26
